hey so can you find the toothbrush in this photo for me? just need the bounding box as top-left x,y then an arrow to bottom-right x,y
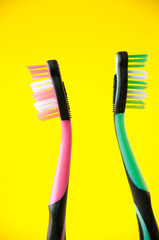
27,60 -> 71,240
113,52 -> 159,239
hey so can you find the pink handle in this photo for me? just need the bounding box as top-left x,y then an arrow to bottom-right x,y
49,120 -> 72,205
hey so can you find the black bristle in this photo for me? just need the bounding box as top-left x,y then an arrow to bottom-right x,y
113,74 -> 117,113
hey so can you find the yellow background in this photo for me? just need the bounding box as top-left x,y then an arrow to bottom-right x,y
0,0 -> 159,239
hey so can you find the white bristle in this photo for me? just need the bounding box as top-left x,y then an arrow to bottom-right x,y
32,84 -> 53,92
30,79 -> 51,88
128,75 -> 148,80
36,103 -> 58,112
127,90 -> 147,95
127,94 -> 147,100
34,98 -> 56,108
128,70 -> 147,75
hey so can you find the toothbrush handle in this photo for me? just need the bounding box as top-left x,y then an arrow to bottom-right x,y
115,113 -> 159,239
47,188 -> 67,240
126,169 -> 159,240
47,120 -> 72,240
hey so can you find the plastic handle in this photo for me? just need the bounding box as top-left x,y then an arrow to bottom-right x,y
115,113 -> 159,239
47,189 -> 67,240
47,120 -> 72,240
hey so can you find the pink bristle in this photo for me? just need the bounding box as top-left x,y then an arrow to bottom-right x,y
32,89 -> 55,97
27,65 -> 47,70
28,63 -> 61,121
32,74 -> 50,80
33,93 -> 55,101
30,69 -> 49,75
37,109 -> 59,117
38,113 -> 60,121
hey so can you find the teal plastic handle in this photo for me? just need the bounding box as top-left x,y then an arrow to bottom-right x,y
115,113 -> 148,191
115,113 -> 159,239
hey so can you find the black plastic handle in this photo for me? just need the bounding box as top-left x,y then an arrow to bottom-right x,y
47,188 -> 67,240
126,169 -> 159,239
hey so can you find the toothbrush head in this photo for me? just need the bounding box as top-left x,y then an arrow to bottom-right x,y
113,52 -> 149,115
27,60 -> 71,121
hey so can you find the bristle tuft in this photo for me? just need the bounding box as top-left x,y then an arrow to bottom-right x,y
126,54 -> 148,109
128,54 -> 149,58
32,74 -> 50,80
128,64 -> 146,68
29,69 -> 49,74
27,65 -> 47,70
28,64 -> 59,121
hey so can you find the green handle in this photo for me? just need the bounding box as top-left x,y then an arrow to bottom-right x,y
115,113 -> 159,239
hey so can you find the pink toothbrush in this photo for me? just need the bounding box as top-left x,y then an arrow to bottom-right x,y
27,60 -> 71,240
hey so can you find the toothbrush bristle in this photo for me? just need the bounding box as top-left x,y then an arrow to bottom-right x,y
31,74 -> 50,80
126,54 -> 149,109
27,65 -> 47,70
29,69 -> 49,75
27,64 -> 59,121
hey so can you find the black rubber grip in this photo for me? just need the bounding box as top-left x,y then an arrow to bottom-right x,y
47,60 -> 71,121
47,188 -> 68,240
125,168 -> 159,239
114,52 -> 128,114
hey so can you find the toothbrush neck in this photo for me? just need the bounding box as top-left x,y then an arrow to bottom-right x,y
60,120 -> 72,146
114,112 -> 148,192
49,120 -> 72,205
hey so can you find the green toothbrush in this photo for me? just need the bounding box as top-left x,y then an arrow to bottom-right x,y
113,51 -> 159,239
